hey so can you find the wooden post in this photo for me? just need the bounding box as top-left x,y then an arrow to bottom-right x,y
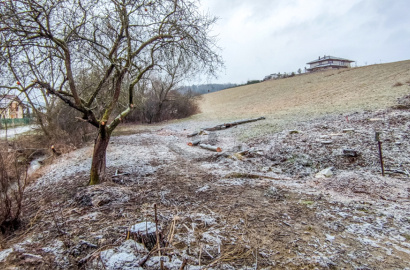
154,204 -> 161,256
375,132 -> 385,176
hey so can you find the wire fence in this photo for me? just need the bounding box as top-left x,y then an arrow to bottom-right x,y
0,117 -> 33,128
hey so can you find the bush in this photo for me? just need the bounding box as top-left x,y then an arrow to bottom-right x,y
0,147 -> 28,235
246,80 -> 261,85
126,91 -> 201,124
32,101 -> 97,152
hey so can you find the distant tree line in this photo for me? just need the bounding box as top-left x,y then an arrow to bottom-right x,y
263,68 -> 303,81
180,83 -> 238,95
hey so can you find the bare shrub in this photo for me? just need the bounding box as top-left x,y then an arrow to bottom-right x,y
53,104 -> 97,145
0,147 -> 28,235
163,91 -> 202,120
30,100 -> 97,152
126,91 -> 201,124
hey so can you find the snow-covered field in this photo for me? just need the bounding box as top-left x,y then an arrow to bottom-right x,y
1,63 -> 410,269
1,107 -> 409,269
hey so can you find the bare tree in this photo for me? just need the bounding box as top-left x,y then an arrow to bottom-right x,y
0,0 -> 222,185
149,52 -> 189,122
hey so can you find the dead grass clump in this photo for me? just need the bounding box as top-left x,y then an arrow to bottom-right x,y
226,172 -> 260,179
205,244 -> 255,269
393,81 -> 404,87
393,94 -> 410,110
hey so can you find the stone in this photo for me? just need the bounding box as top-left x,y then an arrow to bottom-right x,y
130,222 -> 156,234
343,149 -> 359,157
289,130 -> 300,134
320,140 -> 333,144
315,167 -> 333,178
100,240 -> 146,270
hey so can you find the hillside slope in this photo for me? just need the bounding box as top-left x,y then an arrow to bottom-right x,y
198,60 -> 410,121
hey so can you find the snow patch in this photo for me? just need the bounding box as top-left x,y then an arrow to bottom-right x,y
0,248 -> 13,262
130,221 -> 157,234
100,240 -> 146,270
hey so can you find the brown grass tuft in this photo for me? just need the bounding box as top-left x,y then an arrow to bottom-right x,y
393,82 -> 404,87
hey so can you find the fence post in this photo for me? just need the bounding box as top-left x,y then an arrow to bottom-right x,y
375,131 -> 385,176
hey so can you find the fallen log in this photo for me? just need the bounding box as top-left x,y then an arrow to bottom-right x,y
187,131 -> 199,137
202,116 -> 266,131
187,139 -> 201,146
384,169 -> 410,177
203,125 -> 226,131
199,144 -> 222,152
226,172 -> 285,180
225,116 -> 266,127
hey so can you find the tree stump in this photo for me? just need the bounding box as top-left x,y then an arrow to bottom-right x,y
129,222 -> 163,251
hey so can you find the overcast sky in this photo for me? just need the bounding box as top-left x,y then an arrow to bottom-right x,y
196,0 -> 410,84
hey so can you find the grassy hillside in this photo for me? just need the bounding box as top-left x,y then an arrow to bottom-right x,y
197,60 -> 410,122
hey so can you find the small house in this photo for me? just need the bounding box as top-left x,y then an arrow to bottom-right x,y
0,95 -> 26,119
306,55 -> 354,72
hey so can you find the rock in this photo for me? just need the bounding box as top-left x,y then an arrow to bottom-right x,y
130,222 -> 156,234
289,130 -> 300,134
320,140 -> 333,145
100,240 -> 146,270
343,149 -> 359,157
325,234 -> 335,243
145,256 -> 185,269
315,167 -> 333,178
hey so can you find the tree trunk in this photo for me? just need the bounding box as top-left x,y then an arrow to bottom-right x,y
154,102 -> 163,122
89,126 -> 110,185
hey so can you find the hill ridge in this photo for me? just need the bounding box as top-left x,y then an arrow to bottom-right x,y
198,60 -> 410,121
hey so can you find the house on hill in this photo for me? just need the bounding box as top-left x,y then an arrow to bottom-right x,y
306,55 -> 354,72
0,95 -> 26,119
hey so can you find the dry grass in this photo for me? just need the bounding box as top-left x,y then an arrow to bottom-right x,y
2,61 -> 410,269
197,60 -> 410,122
